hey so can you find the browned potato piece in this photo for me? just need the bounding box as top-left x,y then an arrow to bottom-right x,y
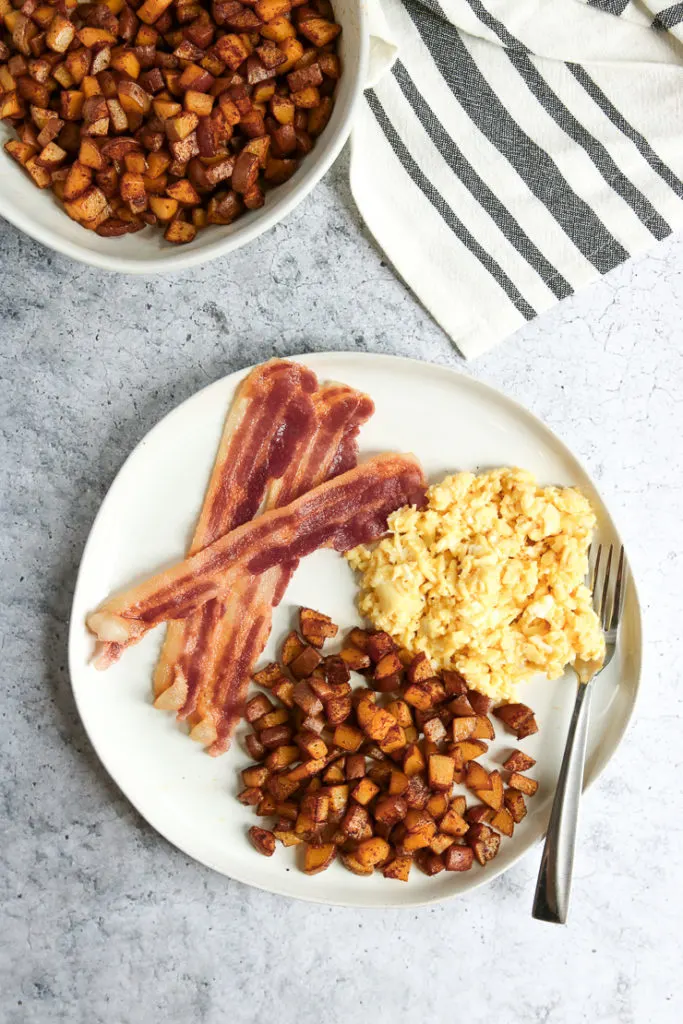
303,842 -> 336,874
471,715 -> 495,740
281,630 -> 306,666
414,850 -> 445,876
383,855 -> 412,882
464,760 -> 491,792
366,631 -> 396,663
504,788 -> 527,824
289,646 -> 323,681
502,749 -> 537,773
493,703 -> 536,736
475,769 -> 504,812
339,646 -> 371,671
451,716 -> 478,742
242,764 -> 270,788
428,754 -> 455,792
508,772 -> 539,797
439,808 -> 469,837
429,833 -> 455,855
237,786 -> 262,805
164,219 -> 196,244
333,723 -> 363,752
388,769 -> 409,796
451,739 -> 488,763
490,806 -> 514,837
245,693 -> 274,723
253,663 -> 285,689
403,743 -> 425,777
406,651 -> 433,684
356,837 -> 390,868
466,805 -> 494,824
444,844 -> 474,871
374,794 -> 407,827
467,823 -> 501,865
386,700 -> 412,728
426,792 -> 448,820
351,777 -> 380,806
341,851 -> 373,876
341,803 -> 371,839
248,826 -> 275,856
299,607 -> 338,647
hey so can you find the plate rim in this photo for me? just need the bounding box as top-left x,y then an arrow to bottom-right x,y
67,351 -> 643,908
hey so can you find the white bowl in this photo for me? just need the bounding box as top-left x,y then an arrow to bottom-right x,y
0,0 -> 369,273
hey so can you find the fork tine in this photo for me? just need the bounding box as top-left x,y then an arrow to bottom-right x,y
599,545 -> 613,629
590,544 -> 602,596
608,545 -> 626,633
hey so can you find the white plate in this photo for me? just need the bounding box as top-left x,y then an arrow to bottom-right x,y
68,353 -> 642,908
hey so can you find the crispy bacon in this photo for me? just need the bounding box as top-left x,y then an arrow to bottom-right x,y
86,452 -> 426,647
94,359 -> 317,670
179,384 -> 376,754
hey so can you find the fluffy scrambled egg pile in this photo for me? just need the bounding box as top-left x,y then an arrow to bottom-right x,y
346,468 -> 605,701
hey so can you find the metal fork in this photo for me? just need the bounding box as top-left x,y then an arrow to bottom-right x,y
532,543 -> 626,924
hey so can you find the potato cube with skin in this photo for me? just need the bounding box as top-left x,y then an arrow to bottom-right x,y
428,754 -> 455,792
231,148 -> 260,195
237,786 -> 262,805
439,807 -> 469,837
356,837 -> 390,869
24,156 -> 51,188
299,606 -> 337,647
323,761 -> 345,785
166,179 -> 201,206
508,772 -> 539,797
340,851 -> 373,876
255,0 -> 292,20
289,645 -> 323,681
254,707 -> 288,731
386,700 -> 412,728
444,844 -> 474,872
383,856 -> 411,882
332,723 -> 363,752
504,788 -> 527,823
46,14 -> 75,54
248,825 -> 275,856
402,743 -> 425,778
265,744 -> 299,770
493,702 -> 536,735
324,695 -> 351,726
423,716 -> 447,745
295,729 -> 327,760
414,849 -> 445,876
467,823 -> 501,865
351,777 -> 380,806
503,749 -> 537,773
63,162 -> 93,201
324,783 -> 348,818
245,693 -> 274,723
490,806 -> 514,837
4,140 -> 37,167
345,754 -> 366,781
451,739 -> 488,764
137,0 -> 174,25
466,804 -> 494,824
464,760 -> 491,792
303,842 -> 336,874
475,769 -> 504,812
374,794 -> 407,827
338,646 -> 371,671
340,803 -> 370,840
292,680 -> 323,717
252,663 -> 285,689
259,723 -> 293,749
426,792 -> 448,820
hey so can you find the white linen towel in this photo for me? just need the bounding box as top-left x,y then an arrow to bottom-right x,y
351,0 -> 683,357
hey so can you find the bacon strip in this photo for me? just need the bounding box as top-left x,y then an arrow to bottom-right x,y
94,359 -> 317,670
174,384 -> 375,754
86,453 -> 426,647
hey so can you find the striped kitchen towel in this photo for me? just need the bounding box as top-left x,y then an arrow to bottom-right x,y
351,0 -> 683,357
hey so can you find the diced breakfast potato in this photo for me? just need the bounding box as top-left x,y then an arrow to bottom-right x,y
237,614 -> 540,884
1,0 -> 342,243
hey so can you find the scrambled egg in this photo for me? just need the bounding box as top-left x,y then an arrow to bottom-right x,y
346,469 -> 605,701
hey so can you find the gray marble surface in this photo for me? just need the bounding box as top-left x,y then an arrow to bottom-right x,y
1,148 -> 682,1024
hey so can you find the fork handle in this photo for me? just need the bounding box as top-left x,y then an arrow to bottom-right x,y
532,681 -> 593,924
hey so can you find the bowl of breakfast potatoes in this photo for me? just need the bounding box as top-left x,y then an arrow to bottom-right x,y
0,0 -> 368,271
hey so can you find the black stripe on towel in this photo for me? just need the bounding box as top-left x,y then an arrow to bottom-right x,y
465,0 -> 670,239
653,3 -> 683,29
568,64 -> 683,200
405,0 -> 630,272
391,60 -> 573,299
365,90 -> 537,320
588,0 -> 631,15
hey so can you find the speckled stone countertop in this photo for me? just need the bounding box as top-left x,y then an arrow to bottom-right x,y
1,150 -> 682,1024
